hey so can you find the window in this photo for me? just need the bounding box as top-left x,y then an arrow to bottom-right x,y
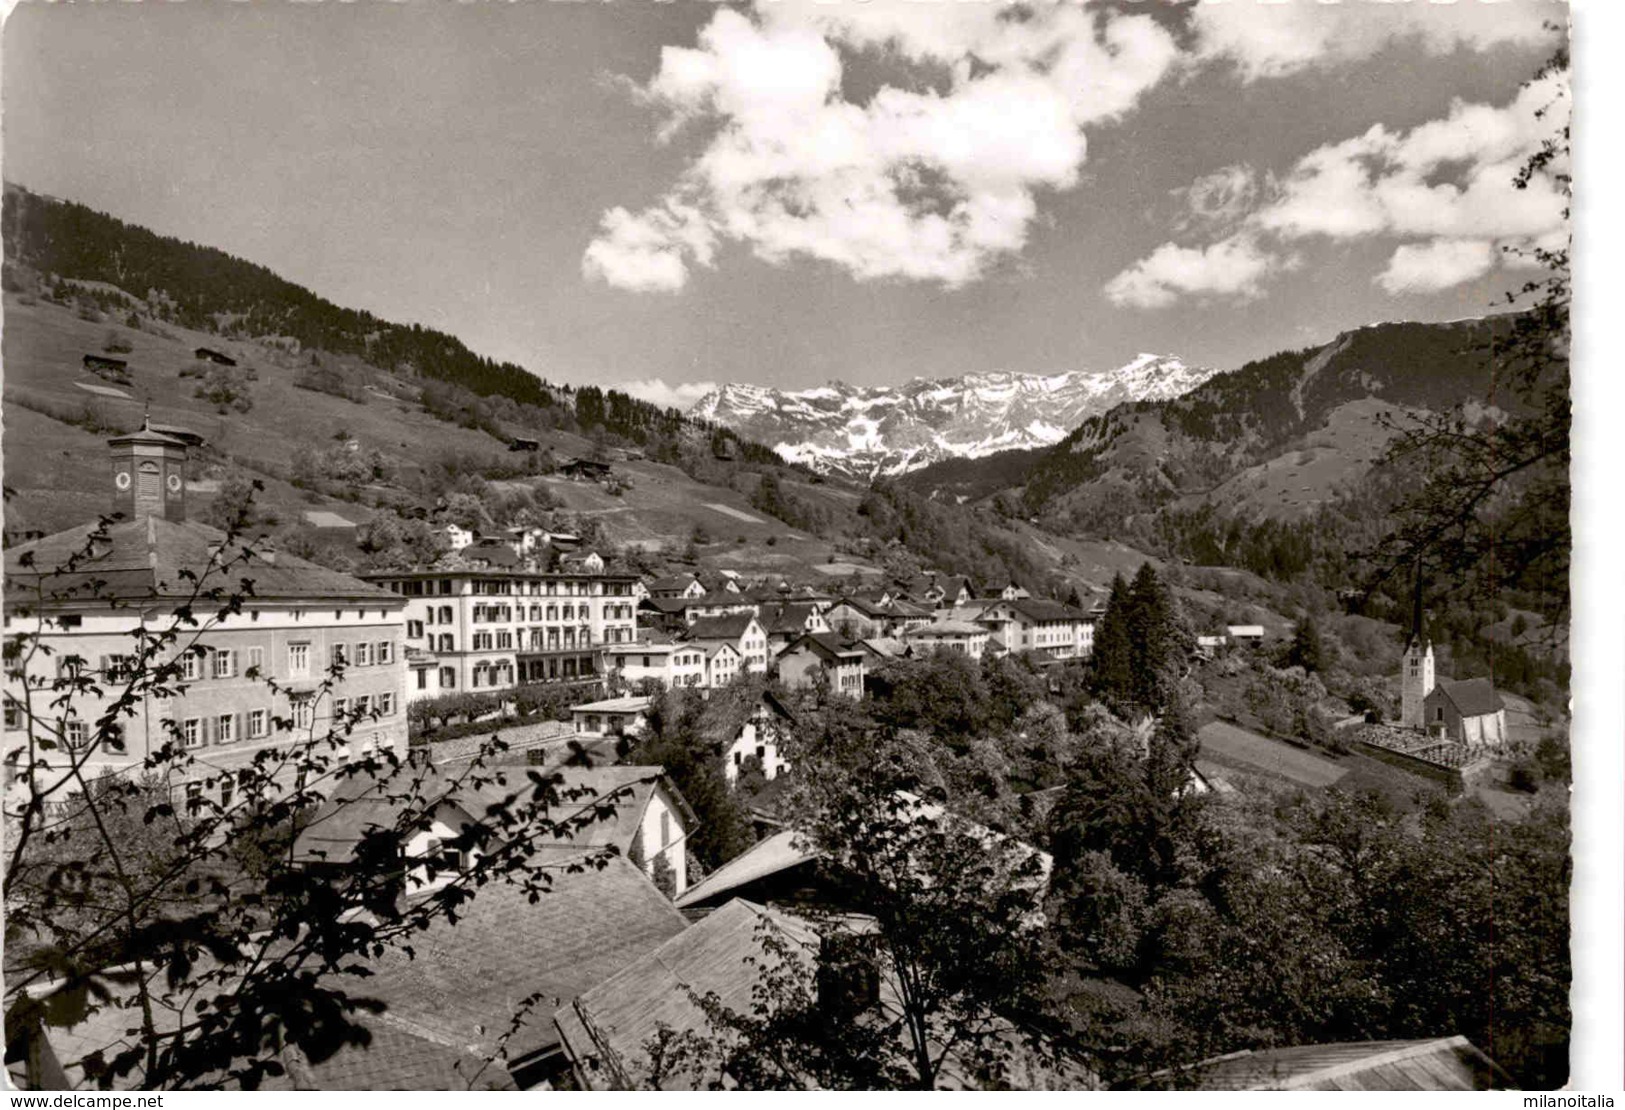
378,640 -> 394,664
220,774 -> 235,810
439,666 -> 456,689
3,697 -> 21,730
659,811 -> 672,848
416,669 -> 428,691
185,782 -> 204,817
334,697 -> 349,719
292,698 -> 315,729
331,643 -> 349,668
379,692 -> 396,716
211,650 -> 235,680
356,641 -> 374,667
64,718 -> 89,751
182,718 -> 203,749
438,605 -> 454,623
249,709 -> 269,739
216,714 -> 236,744
437,633 -> 454,652
246,646 -> 264,677
355,695 -> 372,716
180,650 -> 202,682
288,643 -> 311,678
102,654 -> 136,683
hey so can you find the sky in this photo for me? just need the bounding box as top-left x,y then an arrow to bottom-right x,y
1,0 -> 1569,404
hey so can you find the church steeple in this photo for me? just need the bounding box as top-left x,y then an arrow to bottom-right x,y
107,417 -> 189,523
1400,561 -> 1434,729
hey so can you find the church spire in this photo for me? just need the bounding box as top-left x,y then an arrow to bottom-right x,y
1408,559 -> 1427,647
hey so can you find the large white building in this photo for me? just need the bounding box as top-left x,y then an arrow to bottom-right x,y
3,427 -> 410,811
971,598 -> 1095,660
366,569 -> 639,699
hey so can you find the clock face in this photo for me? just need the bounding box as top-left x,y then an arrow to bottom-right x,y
115,471 -> 132,491
167,473 -> 183,494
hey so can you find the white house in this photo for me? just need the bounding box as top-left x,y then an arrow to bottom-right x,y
973,598 -> 1092,660
721,691 -> 795,785
776,633 -> 867,697
559,551 -> 606,575
604,641 -> 709,690
571,695 -> 654,738
684,614 -> 770,674
443,523 -> 476,551
904,619 -> 991,660
1226,625 -> 1266,645
695,640 -> 744,688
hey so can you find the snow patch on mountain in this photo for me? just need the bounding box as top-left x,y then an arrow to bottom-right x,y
689,356 -> 1218,479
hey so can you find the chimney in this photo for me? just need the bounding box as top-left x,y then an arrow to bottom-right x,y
107,417 -> 188,523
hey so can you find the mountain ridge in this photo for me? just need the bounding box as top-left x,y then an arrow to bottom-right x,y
690,355 -> 1219,480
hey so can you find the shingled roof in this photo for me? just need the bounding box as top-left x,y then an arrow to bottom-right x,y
4,517 -> 399,610
1175,1036 -> 1511,1090
685,613 -> 759,640
362,857 -> 689,1067
1430,677 -> 1504,718
554,899 -> 818,1089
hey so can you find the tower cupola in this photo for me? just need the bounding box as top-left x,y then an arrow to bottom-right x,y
107,418 -> 188,523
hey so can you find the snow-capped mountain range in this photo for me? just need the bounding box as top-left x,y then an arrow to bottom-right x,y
688,355 -> 1218,479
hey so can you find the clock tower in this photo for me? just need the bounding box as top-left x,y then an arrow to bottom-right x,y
108,419 -> 188,523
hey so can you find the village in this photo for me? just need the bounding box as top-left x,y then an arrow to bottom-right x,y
0,0 -> 1588,1087
0,423 -> 1553,1091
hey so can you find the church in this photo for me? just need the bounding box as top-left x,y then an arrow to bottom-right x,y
1400,593 -> 1507,749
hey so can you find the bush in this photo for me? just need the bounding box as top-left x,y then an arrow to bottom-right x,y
295,366 -> 368,404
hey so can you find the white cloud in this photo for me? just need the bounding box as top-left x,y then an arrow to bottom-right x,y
611,378 -> 720,411
1104,233 -> 1285,308
1174,163 -> 1265,235
1191,0 -> 1561,82
1375,237 -> 1497,293
585,2 -> 1180,291
581,203 -> 715,293
1107,66 -> 1569,305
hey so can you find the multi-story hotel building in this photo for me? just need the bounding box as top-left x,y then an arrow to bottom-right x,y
365,569 -> 639,698
3,427 -> 410,811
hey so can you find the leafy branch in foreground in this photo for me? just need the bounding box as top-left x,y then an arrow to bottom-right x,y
2,496 -> 628,1090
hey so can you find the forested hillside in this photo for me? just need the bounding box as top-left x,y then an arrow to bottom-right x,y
0,184 -> 1069,596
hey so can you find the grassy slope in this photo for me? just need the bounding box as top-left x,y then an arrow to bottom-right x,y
1,292 -> 867,579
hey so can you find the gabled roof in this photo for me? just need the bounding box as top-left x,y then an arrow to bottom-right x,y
673,829 -> 811,909
281,1015 -> 518,1090
828,595 -> 891,618
1176,1036 -> 1510,1091
858,637 -> 907,659
640,596 -> 693,615
4,517 -> 401,610
688,637 -> 741,661
781,632 -> 865,662
648,574 -> 700,592
760,602 -> 820,634
555,899 -> 818,1089
362,857 -> 688,1064
1001,597 -> 1086,623
685,613 -> 760,640
1429,677 -> 1504,718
